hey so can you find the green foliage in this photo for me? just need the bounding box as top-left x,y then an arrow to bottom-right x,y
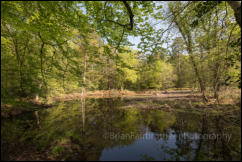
139,58 -> 176,90
1,1 -> 241,102
116,48 -> 139,89
51,146 -> 65,155
166,1 -> 241,95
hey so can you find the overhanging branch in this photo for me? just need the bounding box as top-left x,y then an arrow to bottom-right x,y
104,1 -> 134,30
122,1 -> 134,30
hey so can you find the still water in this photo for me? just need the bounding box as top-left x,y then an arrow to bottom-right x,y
1,98 -> 241,161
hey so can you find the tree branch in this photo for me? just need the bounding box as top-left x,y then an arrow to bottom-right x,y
104,1 -> 134,30
122,1 -> 134,30
227,1 -> 241,28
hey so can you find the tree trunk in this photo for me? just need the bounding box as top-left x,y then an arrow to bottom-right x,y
34,111 -> 41,129
82,50 -> 86,97
80,35 -> 87,97
171,7 -> 208,102
187,37 -> 208,102
39,33 -> 47,96
227,1 -> 241,28
177,52 -> 182,88
14,39 -> 25,96
213,80 -> 220,104
35,83 -> 42,102
189,54 -> 208,102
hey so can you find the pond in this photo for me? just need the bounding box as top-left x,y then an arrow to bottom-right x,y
1,98 -> 241,161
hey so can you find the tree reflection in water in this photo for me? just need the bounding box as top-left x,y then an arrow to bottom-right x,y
1,98 -> 241,161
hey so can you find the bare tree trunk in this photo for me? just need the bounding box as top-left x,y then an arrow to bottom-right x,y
62,61 -> 69,90
178,52 -> 181,86
213,78 -> 220,104
38,33 -> 47,99
82,51 -> 87,97
34,111 -> 41,129
80,35 -> 87,97
35,83 -> 42,102
227,1 -> 241,28
177,52 -> 182,88
79,35 -> 87,135
82,49 -> 87,97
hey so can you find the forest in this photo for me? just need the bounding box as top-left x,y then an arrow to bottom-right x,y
1,1 -> 241,161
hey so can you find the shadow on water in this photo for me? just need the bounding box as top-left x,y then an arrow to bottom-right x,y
1,98 -> 241,161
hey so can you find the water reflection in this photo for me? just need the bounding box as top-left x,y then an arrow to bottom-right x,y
81,97 -> 85,134
1,98 -> 241,161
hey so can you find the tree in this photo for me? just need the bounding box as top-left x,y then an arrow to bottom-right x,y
227,1 -> 241,28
